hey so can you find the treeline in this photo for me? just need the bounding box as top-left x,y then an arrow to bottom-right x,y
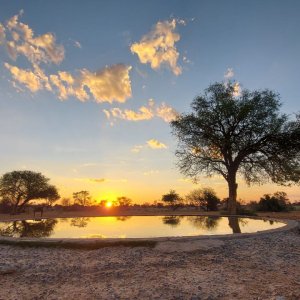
0,170 -> 298,215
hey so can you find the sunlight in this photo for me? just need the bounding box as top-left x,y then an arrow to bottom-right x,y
105,201 -> 113,208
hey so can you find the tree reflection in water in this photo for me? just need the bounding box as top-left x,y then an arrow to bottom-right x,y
162,216 -> 182,227
116,216 -> 132,222
187,216 -> 221,230
227,217 -> 241,233
0,219 -> 57,238
70,217 -> 90,228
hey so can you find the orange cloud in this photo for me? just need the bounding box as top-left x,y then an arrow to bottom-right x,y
130,19 -> 182,75
147,139 -> 167,149
104,99 -> 178,123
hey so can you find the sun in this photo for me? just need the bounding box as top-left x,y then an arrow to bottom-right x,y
105,201 -> 113,208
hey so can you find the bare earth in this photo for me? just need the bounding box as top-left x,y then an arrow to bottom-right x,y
0,210 -> 299,300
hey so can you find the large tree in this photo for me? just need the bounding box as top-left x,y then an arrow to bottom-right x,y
0,170 -> 60,214
171,82 -> 300,214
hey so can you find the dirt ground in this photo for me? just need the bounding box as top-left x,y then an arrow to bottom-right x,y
0,210 -> 299,300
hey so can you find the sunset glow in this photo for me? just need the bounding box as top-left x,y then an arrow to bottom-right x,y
0,2 -> 299,203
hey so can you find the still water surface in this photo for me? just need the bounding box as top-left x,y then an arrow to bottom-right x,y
0,216 -> 284,239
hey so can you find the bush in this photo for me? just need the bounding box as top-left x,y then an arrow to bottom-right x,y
257,192 -> 293,212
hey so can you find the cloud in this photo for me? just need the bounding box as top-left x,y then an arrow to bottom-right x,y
233,82 -> 241,97
131,145 -> 144,153
224,68 -> 234,79
74,40 -> 82,48
4,63 -> 42,92
5,12 -> 64,65
49,64 -> 132,103
130,19 -> 182,75
1,12 -> 132,104
104,99 -> 178,123
223,68 -> 241,97
147,139 -> 167,149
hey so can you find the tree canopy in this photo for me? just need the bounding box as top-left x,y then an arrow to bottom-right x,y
0,170 -> 60,213
171,82 -> 300,214
186,187 -> 220,211
73,191 -> 91,206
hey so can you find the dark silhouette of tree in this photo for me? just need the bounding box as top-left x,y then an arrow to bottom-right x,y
73,191 -> 91,206
0,170 -> 60,214
171,82 -> 300,214
161,190 -> 182,210
258,191 -> 291,212
70,217 -> 90,228
186,187 -> 220,211
116,196 -> 132,207
162,216 -> 182,227
116,216 -> 132,222
0,219 -> 57,238
61,197 -> 71,206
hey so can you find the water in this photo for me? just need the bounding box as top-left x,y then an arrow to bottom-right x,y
0,216 -> 284,239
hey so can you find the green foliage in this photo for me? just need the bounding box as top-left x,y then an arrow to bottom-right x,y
0,170 -> 60,213
257,191 -> 293,212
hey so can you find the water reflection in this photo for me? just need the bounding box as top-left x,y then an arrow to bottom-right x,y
228,217 -> 241,233
187,216 -> 221,230
70,217 -> 90,228
0,219 -> 57,238
0,216 -> 283,238
116,216 -> 132,222
162,216 -> 182,227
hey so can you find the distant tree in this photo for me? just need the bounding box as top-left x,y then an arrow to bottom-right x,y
73,191 -> 91,206
61,198 -> 71,206
0,170 -> 60,214
186,187 -> 220,211
171,82 -> 300,214
116,196 -> 132,207
161,190 -> 182,209
258,191 -> 292,212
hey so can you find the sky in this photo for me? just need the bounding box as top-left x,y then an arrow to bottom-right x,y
0,0 -> 300,203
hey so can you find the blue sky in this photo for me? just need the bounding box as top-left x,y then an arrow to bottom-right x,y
0,0 -> 299,202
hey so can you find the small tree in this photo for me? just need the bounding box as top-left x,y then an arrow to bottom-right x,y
171,82 -> 300,214
73,191 -> 91,206
116,196 -> 132,207
0,170 -> 60,214
186,187 -> 220,211
161,190 -> 182,209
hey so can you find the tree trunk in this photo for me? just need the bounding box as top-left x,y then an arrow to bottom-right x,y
227,173 -> 238,215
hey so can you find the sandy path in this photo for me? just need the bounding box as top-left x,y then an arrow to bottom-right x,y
0,229 -> 299,300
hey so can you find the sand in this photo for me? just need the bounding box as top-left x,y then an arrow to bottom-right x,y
0,210 -> 299,299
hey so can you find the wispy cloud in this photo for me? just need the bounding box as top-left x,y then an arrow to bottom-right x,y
147,139 -> 167,149
131,139 -> 167,153
1,11 -> 132,104
130,19 -> 183,75
104,99 -> 178,123
76,178 -> 128,184
224,67 -> 234,79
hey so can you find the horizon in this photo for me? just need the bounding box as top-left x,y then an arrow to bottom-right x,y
1,1 -> 300,204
